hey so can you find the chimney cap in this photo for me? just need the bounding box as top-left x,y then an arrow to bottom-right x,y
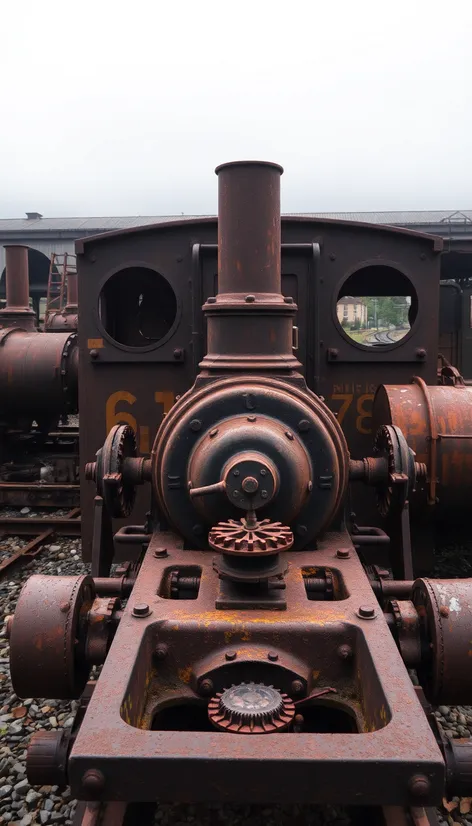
25,212 -> 43,220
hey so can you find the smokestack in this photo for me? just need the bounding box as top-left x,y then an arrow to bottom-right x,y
0,245 -> 36,330
199,161 -> 300,375
216,161 -> 283,297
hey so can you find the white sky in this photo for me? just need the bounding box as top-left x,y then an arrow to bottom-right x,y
1,0 -> 471,216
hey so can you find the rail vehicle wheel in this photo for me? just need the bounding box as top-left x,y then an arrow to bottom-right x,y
92,424 -> 138,518
9,574 -> 95,700
373,425 -> 417,517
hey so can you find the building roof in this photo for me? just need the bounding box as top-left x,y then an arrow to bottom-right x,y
0,209 -> 471,234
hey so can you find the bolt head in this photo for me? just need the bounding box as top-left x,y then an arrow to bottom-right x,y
337,644 -> 353,660
173,348 -> 183,360
439,605 -> 449,618
154,548 -> 168,559
132,603 -> 151,618
209,428 -> 218,438
408,774 -> 431,799
82,769 -> 105,795
261,490 -> 268,499
89,349 -> 99,360
298,419 -> 310,432
245,294 -> 256,303
199,678 -> 214,696
267,651 -> 279,662
336,548 -> 350,559
190,419 -> 202,432
225,650 -> 237,661
285,430 -> 294,440
416,348 -> 426,360
207,296 -> 217,304
155,643 -> 168,660
291,679 -> 304,695
357,605 -> 376,619
242,476 -> 259,494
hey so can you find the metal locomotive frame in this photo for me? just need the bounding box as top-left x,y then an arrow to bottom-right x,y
8,161 -> 472,826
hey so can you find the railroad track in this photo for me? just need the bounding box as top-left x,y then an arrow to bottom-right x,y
0,506 -> 81,577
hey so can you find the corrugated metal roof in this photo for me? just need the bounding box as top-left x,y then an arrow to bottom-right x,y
0,210 -> 471,233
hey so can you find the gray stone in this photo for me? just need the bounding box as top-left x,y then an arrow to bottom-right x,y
49,546 -> 61,553
50,814 -> 65,823
25,790 -> 40,807
20,815 -> 33,826
0,786 -> 11,799
39,813 -> 50,825
0,760 -> 9,779
11,765 -> 24,776
19,508 -> 30,515
438,706 -> 450,716
13,780 -> 28,796
44,800 -> 54,812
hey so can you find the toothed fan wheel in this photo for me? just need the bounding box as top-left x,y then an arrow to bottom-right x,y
208,683 -> 295,733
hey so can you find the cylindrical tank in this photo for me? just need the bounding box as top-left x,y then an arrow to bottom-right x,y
0,329 -> 78,428
373,377 -> 472,512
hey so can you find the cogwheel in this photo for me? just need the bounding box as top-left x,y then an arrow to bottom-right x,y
208,683 -> 295,734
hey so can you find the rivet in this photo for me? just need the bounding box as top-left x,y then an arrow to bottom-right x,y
233,491 -> 239,498
420,253 -> 427,261
233,470 -> 240,477
154,548 -> 168,559
82,769 -> 105,794
328,348 -> 339,359
247,415 -> 256,422
155,643 -> 168,659
291,679 -> 304,695
176,255 -> 183,263
329,253 -> 336,261
60,601 -> 70,613
89,349 -> 99,360
209,428 -> 219,438
337,644 -> 353,660
336,549 -> 350,559
298,419 -> 310,432
357,605 -> 376,619
132,603 -> 151,618
296,524 -> 307,536
268,651 -> 279,662
261,490 -> 268,499
245,294 -> 256,303
260,469 -> 267,476
225,650 -> 237,661
415,348 -> 426,360
285,431 -> 294,441
284,296 -> 294,304
207,296 -> 217,304
190,419 -> 202,432
439,605 -> 449,618
198,678 -> 214,696
173,348 -> 183,360
408,774 -> 431,798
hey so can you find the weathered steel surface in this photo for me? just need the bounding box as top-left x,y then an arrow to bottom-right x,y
66,530 -> 444,805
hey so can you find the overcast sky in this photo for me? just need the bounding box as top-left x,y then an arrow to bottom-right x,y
1,0 -> 471,216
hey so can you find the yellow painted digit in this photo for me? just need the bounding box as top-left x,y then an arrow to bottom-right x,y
356,393 -> 374,435
331,394 -> 353,427
106,390 -> 137,434
155,391 -> 175,414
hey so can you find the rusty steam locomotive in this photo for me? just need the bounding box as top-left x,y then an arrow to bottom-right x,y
7,161 -> 472,825
0,245 -> 79,505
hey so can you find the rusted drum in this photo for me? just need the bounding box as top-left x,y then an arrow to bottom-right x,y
0,329 -> 78,427
9,574 -> 95,699
153,376 -> 349,549
373,378 -> 472,511
44,311 -> 78,333
412,577 -> 472,704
